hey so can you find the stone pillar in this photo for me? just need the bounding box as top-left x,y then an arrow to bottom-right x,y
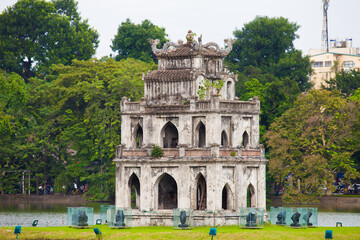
140,164 -> 152,211
257,163 -> 266,209
115,163 -> 121,208
236,165 -> 246,208
210,94 -> 220,109
121,115 -> 132,147
178,165 -> 190,208
179,115 -> 191,146
207,113 -> 221,146
206,163 -> 222,212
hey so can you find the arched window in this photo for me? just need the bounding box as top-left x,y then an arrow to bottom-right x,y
135,125 -> 143,148
242,131 -> 249,148
196,174 -> 207,210
226,81 -> 232,100
158,173 -> 178,209
247,184 -> 256,208
222,184 -> 233,210
221,130 -> 228,147
222,186 -> 228,210
129,173 -> 140,209
196,122 -> 206,147
161,122 -> 178,148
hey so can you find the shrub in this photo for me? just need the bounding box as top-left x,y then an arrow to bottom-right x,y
151,144 -> 163,157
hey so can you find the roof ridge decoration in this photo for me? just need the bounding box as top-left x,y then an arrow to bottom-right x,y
148,39 -> 180,55
148,31 -> 235,57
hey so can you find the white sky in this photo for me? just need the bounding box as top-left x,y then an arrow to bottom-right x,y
1,0 -> 360,58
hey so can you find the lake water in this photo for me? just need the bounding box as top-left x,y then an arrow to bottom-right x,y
0,202 -> 360,227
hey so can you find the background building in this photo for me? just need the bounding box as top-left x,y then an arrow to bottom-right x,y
309,39 -> 360,89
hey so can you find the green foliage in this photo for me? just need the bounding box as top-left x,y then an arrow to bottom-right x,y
111,19 -> 168,63
45,57 -> 156,200
324,69 -> 360,97
226,16 -> 299,72
151,145 -> 164,158
230,151 -> 237,157
0,57 -> 155,199
226,16 -> 312,136
0,0 -> 99,80
266,90 -> 360,203
197,79 -> 224,100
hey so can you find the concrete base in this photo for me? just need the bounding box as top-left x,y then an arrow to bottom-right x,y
131,210 -> 241,226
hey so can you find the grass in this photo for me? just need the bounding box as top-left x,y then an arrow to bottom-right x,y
1,224 -> 360,240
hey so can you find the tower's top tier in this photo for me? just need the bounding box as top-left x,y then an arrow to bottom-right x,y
143,31 -> 237,104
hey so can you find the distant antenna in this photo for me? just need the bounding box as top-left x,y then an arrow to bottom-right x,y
322,0 -> 330,52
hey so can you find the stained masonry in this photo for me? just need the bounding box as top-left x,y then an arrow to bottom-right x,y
113,31 -> 267,226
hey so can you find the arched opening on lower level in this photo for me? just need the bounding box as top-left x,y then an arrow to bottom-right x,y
158,173 -> 178,209
222,184 -> 233,210
196,174 -> 207,210
128,173 -> 140,209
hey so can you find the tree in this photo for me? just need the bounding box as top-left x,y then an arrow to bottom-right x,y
44,57 -> 156,200
324,69 -> 360,97
0,70 -> 29,193
226,16 -> 312,133
111,19 -> 168,63
226,16 -> 299,72
266,90 -> 360,203
0,0 -> 99,81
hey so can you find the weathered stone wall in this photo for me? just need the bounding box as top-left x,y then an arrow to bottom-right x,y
115,35 -> 266,226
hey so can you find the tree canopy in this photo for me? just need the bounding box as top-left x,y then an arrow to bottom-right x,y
266,90 -> 360,203
225,16 -> 312,135
324,69 -> 360,97
0,0 -> 99,81
111,19 -> 168,63
226,16 -> 299,72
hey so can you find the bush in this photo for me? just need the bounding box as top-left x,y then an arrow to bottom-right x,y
151,144 -> 163,157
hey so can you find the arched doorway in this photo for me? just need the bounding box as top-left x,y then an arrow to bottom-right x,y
135,124 -> 143,148
129,173 -> 140,209
247,184 -> 256,208
158,173 -> 178,209
222,184 -> 233,210
221,130 -> 228,147
196,174 -> 207,210
242,131 -> 249,148
161,122 -> 178,148
196,122 -> 206,147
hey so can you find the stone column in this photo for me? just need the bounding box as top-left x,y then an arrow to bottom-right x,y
178,165 -> 190,208
115,163 -> 121,208
257,163 -> 266,209
140,164 -> 152,211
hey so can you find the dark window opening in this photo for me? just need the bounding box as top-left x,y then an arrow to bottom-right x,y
198,122 -> 206,147
222,186 -> 228,210
196,174 -> 207,210
242,131 -> 249,148
158,174 -> 178,209
162,122 -> 178,148
129,174 -> 140,209
221,130 -> 228,147
136,126 -> 143,148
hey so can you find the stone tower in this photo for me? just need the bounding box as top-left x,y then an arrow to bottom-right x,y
114,31 -> 266,226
